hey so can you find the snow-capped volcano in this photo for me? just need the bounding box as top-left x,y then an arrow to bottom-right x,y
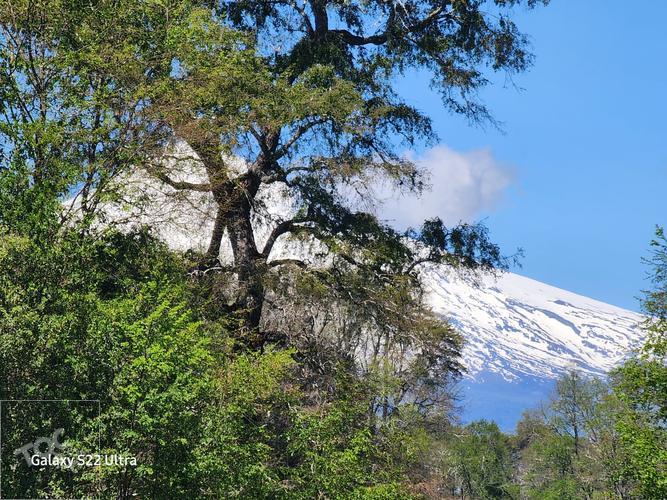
422,268 -> 643,381
417,267 -> 643,429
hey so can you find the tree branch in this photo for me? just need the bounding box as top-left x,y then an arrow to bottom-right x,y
147,167 -> 212,192
262,219 -> 296,256
292,0 -> 314,36
268,258 -> 308,268
310,0 -> 329,36
275,118 -> 328,160
332,5 -> 445,46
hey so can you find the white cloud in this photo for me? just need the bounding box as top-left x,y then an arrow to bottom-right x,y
376,145 -> 515,229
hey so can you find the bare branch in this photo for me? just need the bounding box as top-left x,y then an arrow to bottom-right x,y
275,118 -> 328,159
292,0 -> 314,36
144,160 -> 212,192
150,171 -> 212,192
262,219 -> 296,256
331,5 -> 446,46
268,258 -> 308,268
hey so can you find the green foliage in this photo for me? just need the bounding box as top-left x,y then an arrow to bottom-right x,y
194,349 -> 295,497
642,226 -> 667,348
608,226 -> 667,499
0,216 -> 214,496
221,0 -> 548,125
197,351 -> 414,498
0,6 -> 534,482
0,0 -> 174,225
0,186 -> 415,498
17,2 -> 659,499
509,231 -> 667,499
520,429 -> 579,499
285,400 -> 388,498
92,282 -> 216,496
0,223 -> 414,497
442,420 -> 517,499
516,367 -> 664,499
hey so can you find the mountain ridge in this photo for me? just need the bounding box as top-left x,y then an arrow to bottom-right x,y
423,267 -> 643,382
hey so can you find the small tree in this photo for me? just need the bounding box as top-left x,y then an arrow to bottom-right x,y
549,370 -> 605,457
443,420 -> 517,499
611,226 -> 667,499
515,372 -> 629,499
0,0 -> 171,231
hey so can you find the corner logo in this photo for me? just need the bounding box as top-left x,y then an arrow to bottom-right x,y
10,426 -> 137,469
14,428 -> 66,466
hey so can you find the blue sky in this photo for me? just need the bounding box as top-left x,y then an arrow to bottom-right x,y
391,0 -> 667,312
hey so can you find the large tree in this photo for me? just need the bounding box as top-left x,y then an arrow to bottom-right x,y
2,0 -> 543,334
1,0 -> 544,420
136,0 -> 543,339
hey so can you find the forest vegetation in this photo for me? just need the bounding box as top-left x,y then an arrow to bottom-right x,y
0,0 -> 664,498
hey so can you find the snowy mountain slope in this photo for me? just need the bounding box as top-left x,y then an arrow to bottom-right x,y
423,267 -> 643,381
421,267 -> 645,429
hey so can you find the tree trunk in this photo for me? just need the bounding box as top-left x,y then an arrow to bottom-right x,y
204,205 -> 228,264
191,135 -> 277,346
224,174 -> 265,343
